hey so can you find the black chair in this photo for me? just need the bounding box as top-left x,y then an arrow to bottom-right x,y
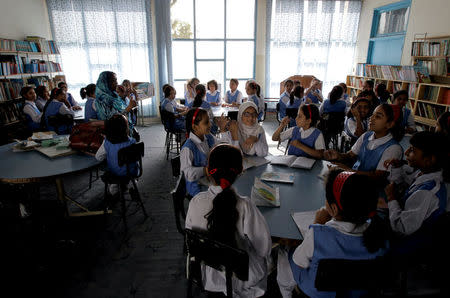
47,114 -> 74,134
319,112 -> 345,150
315,257 -> 390,297
171,172 -> 191,235
286,107 -> 298,119
101,142 -> 148,233
159,105 -> 183,160
276,103 -> 281,123
171,155 -> 181,177
228,111 -> 238,121
258,102 -> 268,123
179,99 -> 186,105
185,229 -> 249,298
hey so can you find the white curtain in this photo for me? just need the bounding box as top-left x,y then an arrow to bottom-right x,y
46,0 -> 157,117
267,0 -> 361,98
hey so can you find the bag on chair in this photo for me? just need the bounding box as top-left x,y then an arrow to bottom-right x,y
69,120 -> 105,154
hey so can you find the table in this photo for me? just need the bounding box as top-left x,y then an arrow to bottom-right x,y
234,159 -> 329,240
0,142 -> 106,217
211,106 -> 239,118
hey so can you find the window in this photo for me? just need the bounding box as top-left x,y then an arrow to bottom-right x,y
170,0 -> 256,98
367,1 -> 410,65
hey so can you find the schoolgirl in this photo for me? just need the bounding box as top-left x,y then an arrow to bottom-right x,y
319,85 -> 346,115
245,81 -> 264,121
206,80 -> 221,106
304,78 -> 323,104
21,86 -> 42,132
278,79 -> 294,120
223,78 -> 243,107
80,83 -> 98,121
161,85 -> 187,131
35,85 -> 50,112
43,87 -> 75,134
58,82 -> 82,110
343,97 -> 370,144
392,90 -> 416,134
185,77 -> 199,107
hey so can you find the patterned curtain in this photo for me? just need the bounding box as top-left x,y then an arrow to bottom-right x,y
267,0 -> 361,97
46,0 -> 157,117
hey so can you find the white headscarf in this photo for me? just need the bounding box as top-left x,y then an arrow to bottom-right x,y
238,101 -> 263,154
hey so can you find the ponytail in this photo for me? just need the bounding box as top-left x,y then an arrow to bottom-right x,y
193,84 -> 206,108
290,86 -> 304,106
329,85 -> 344,105
80,88 -> 87,99
380,104 -> 404,141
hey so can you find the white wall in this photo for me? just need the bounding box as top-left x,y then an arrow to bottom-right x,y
0,0 -> 52,40
355,0 -> 450,66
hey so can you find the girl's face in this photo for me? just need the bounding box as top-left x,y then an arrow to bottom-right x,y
43,88 -> 50,100
241,107 -> 258,126
169,88 -> 176,100
405,145 -> 426,169
193,114 -> 211,137
285,82 -> 293,94
245,84 -> 255,95
296,107 -> 311,129
123,81 -> 131,90
60,84 -> 68,92
369,105 -> 393,133
110,74 -> 118,91
356,101 -> 370,118
25,89 -> 36,101
56,91 -> 66,102
230,81 -> 237,92
209,84 -> 216,92
394,94 -> 408,108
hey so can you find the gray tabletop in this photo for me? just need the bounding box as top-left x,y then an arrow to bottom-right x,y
0,143 -> 101,182
211,106 -> 239,117
234,160 -> 330,240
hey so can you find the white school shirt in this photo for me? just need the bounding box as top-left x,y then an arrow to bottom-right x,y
185,90 -> 194,105
279,126 -> 325,150
224,90 -> 243,104
388,163 -> 419,185
23,100 -> 42,123
351,132 -> 403,171
163,98 -> 178,114
223,128 -> 269,157
56,100 -> 75,116
180,133 -> 237,182
185,185 -> 272,297
388,171 -> 448,236
345,117 -> 367,138
35,97 -> 47,111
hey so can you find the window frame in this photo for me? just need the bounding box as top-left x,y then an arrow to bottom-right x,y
171,0 -> 257,98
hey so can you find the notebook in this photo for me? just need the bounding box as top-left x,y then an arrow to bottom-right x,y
291,210 -> 316,238
251,177 -> 280,207
243,156 -> 270,170
260,172 -> 294,184
270,155 -> 316,170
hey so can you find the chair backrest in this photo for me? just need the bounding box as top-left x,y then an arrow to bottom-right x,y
315,257 -> 387,293
185,228 -> 249,296
319,112 -> 346,135
159,105 -> 175,130
118,142 -> 144,178
228,111 -> 238,121
280,75 -> 322,95
171,155 -> 181,177
48,114 -> 74,127
286,107 -> 298,119
171,172 -> 188,235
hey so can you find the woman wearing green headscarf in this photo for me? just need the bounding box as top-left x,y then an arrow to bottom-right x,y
94,71 -> 136,121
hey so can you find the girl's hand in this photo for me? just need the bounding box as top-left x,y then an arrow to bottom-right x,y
377,197 -> 388,209
351,106 -> 360,120
281,116 -> 290,127
229,120 -> 239,140
383,158 -> 403,169
314,207 -> 331,224
217,114 -> 229,132
323,149 -> 339,161
243,136 -> 258,150
304,97 -> 312,104
290,139 -> 303,149
385,182 -> 398,202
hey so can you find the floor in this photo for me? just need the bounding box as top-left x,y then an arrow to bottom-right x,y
0,112 -> 445,298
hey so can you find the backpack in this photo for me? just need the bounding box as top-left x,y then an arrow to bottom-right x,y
69,120 -> 105,154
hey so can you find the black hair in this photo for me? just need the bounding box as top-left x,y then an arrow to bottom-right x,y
207,80 -> 218,91
230,78 -> 239,85
206,144 -> 243,246
378,104 -> 405,141
299,104 -> 320,127
293,80 -> 301,86
50,87 -> 65,100
393,90 -> 408,100
364,80 -> 374,89
284,79 -> 293,87
193,84 -> 206,107
289,85 -> 305,105
35,85 -> 48,99
329,85 -> 344,104
437,112 -> 450,137
188,77 -> 199,87
162,84 -> 170,94
248,81 -> 258,95
358,90 -> 376,100
325,169 -> 388,253
376,83 -> 391,103
122,79 -> 131,86
346,97 -> 370,118
338,82 -> 347,92
163,85 -> 175,98
105,114 -> 129,144
185,108 -> 208,136
57,81 -> 67,88
255,83 -> 261,98
20,86 -> 34,99
80,84 -> 96,99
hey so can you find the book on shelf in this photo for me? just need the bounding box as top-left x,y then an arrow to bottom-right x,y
411,39 -> 450,56
0,39 -> 17,51
26,36 -> 60,54
260,172 -> 295,184
393,82 -> 403,93
408,83 -> 418,98
415,59 -> 448,76
354,63 -> 431,83
270,155 -> 316,170
422,86 -> 439,101
415,101 -> 445,120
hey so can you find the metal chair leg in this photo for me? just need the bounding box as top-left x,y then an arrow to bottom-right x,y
131,179 -> 148,218
119,184 -> 128,233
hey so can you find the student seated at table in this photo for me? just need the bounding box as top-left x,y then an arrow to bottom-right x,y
223,78 -> 243,107
35,85 -> 50,112
277,169 -> 388,298
58,82 -> 82,111
181,108 -> 232,197
95,114 -> 138,177
303,78 -> 323,105
43,88 -> 75,134
80,83 -> 98,121
272,104 -> 325,159
185,144 -> 272,298
286,85 -> 304,127
324,104 -> 404,179
278,79 -> 294,120
190,84 -> 218,134
185,77 -> 199,107
206,80 -> 221,106
338,82 -> 350,110
392,90 -> 416,134
319,85 -> 346,116
245,81 -> 265,121
160,85 -> 188,131
21,86 -> 42,132
343,97 -> 370,144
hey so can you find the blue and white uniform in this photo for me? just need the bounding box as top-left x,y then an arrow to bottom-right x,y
401,106 -> 415,131
84,97 -> 98,121
286,97 -> 302,127
224,90 -> 242,105
319,99 -> 347,115
351,131 -> 402,172
280,126 -> 325,158
249,94 -> 264,121
344,116 -> 368,141
95,137 -> 138,177
304,89 -> 322,104
206,90 -> 221,105
184,90 -> 195,107
23,100 -> 42,131
67,92 -> 79,108
162,97 -> 185,131
43,99 -> 75,134
278,91 -> 290,119
35,96 -> 47,111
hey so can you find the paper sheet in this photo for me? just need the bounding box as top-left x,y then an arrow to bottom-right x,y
243,156 -> 270,170
291,210 -> 316,237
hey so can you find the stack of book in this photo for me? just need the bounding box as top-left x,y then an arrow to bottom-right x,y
416,102 -> 445,119
408,83 -> 418,98
26,36 -> 60,54
416,59 -> 448,76
0,79 -> 24,101
0,39 -> 16,51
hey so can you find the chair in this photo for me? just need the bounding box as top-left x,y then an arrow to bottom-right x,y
101,142 -> 148,233
159,105 -> 183,160
185,228 -> 249,298
276,103 -> 281,123
286,107 -> 298,119
47,114 -> 74,134
315,257 -> 390,297
258,102 -> 268,123
171,155 -> 181,177
171,172 -> 191,235
279,75 -> 322,95
319,112 -> 345,150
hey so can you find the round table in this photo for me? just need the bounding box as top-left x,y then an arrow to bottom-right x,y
0,143 -> 104,216
234,159 -> 329,240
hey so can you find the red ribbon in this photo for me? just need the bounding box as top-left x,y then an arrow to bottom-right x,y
219,178 -> 230,189
332,171 -> 354,210
307,104 -> 312,119
390,104 -> 402,122
192,108 -> 200,126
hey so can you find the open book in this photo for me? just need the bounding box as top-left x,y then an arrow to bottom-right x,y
251,177 -> 280,207
243,156 -> 270,171
260,172 -> 294,184
270,155 -> 316,170
291,210 -> 316,238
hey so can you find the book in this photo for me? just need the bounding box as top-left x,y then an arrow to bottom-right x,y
260,172 -> 294,184
243,156 -> 270,170
270,155 -> 316,170
251,177 -> 280,207
291,210 -> 316,238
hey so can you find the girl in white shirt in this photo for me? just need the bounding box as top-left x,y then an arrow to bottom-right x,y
185,144 -> 272,297
223,78 -> 243,107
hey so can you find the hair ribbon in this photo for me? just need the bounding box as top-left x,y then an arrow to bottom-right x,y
307,104 -> 312,119
332,171 -> 354,210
